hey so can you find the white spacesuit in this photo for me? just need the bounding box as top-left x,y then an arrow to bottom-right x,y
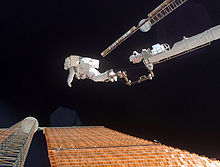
64,55 -> 121,87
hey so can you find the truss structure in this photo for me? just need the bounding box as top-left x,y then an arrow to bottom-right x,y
101,0 -> 188,57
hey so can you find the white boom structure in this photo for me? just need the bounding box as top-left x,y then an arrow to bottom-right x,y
144,25 -> 220,65
128,25 -> 220,85
101,0 -> 188,57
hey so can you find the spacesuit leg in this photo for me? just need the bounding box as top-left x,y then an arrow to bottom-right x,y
87,68 -> 114,82
67,67 -> 76,87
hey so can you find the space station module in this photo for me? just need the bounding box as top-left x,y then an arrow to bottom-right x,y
64,55 -> 121,87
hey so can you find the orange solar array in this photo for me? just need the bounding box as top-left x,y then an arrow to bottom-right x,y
45,126 -> 220,167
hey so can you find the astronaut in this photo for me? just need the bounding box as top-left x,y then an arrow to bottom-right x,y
64,55 -> 123,87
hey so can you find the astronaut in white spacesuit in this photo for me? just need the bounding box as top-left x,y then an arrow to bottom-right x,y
64,55 -> 123,87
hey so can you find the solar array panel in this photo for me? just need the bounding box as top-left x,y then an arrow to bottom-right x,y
45,126 -> 220,167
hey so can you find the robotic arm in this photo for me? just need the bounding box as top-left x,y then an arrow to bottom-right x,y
128,25 -> 220,85
128,50 -> 154,85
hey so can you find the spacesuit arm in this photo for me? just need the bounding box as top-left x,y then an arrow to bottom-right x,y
67,67 -> 75,87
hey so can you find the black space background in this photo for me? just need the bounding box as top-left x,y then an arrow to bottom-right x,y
0,0 -> 220,166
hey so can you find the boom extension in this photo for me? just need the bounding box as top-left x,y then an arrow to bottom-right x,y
127,25 -> 220,85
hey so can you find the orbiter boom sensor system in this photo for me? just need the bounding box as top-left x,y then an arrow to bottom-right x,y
101,0 -> 188,57
128,25 -> 220,85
